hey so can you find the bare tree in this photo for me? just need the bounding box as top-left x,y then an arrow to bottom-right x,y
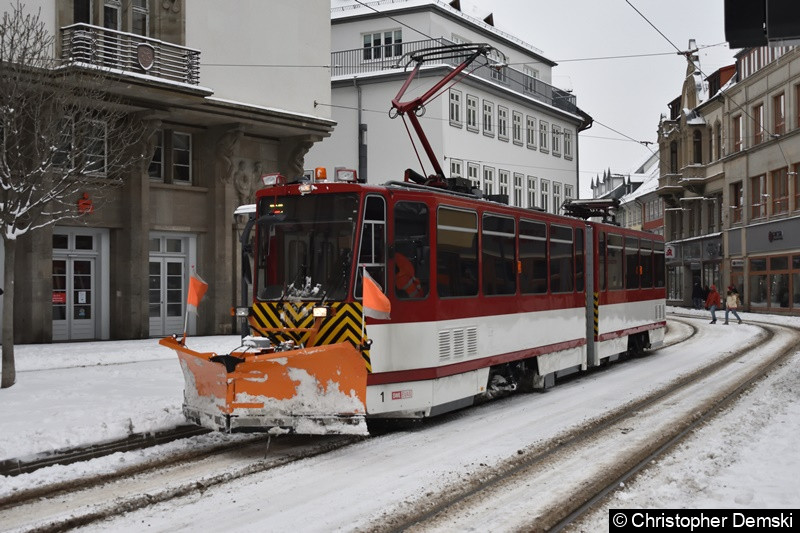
1,2 -> 148,388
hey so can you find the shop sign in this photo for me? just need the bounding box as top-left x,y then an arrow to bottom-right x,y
768,230 -> 783,242
52,292 -> 66,304
731,259 -> 745,268
665,245 -> 677,259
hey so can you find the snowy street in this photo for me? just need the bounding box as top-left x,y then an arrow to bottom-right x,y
0,309 -> 798,532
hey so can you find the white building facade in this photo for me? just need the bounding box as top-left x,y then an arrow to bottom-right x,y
307,0 -> 591,213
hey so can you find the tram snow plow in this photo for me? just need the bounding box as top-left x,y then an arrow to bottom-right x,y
160,335 -> 368,435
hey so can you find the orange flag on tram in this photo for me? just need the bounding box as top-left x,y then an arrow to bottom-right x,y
362,269 -> 391,320
187,272 -> 209,315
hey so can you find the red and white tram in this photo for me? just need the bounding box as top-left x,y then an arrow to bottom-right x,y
160,43 -> 666,433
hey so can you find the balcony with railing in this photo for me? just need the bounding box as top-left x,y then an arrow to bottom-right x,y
61,24 -> 200,86
331,39 -> 577,115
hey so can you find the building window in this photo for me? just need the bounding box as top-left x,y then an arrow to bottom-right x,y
693,130 -> 702,164
74,0 -> 92,24
715,123 -> 722,160
564,129 -> 573,159
772,167 -> 788,214
513,173 -> 523,207
753,103 -> 764,144
565,184 -> 574,202
148,130 -> 163,180
526,115 -> 536,149
750,174 -> 766,219
733,115 -> 743,152
363,30 -> 402,60
104,0 -> 121,30
483,100 -> 494,137
467,162 -> 480,190
498,170 -> 510,202
482,166 -> 495,196
730,181 -> 743,223
552,182 -> 562,212
796,85 -> 800,130
449,89 -> 462,127
151,130 -> 192,185
540,178 -> 550,213
527,176 -> 536,208
774,92 -> 785,135
523,65 -> 539,93
670,141 -> 678,173
539,120 -> 549,152
450,158 -> 463,179
512,111 -> 523,145
795,163 -> 800,211
132,0 -> 149,36
552,125 -> 561,156
84,120 -> 108,175
466,95 -> 478,132
488,49 -> 507,83
497,106 -> 508,141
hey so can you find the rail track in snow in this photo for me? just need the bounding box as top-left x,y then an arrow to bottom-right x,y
373,316 -> 799,532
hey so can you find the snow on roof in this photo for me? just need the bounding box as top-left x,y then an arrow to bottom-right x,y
331,0 -> 546,57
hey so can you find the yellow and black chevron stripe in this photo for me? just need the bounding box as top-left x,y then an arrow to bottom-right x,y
249,301 -> 372,371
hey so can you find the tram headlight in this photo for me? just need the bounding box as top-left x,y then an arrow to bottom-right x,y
312,306 -> 329,318
233,306 -> 250,317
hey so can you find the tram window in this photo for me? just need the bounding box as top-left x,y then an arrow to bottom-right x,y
653,241 -> 665,288
550,224 -> 574,293
607,234 -> 624,290
356,195 -> 387,298
625,237 -> 640,289
599,231 -> 606,291
437,207 -> 478,297
519,220 -> 547,294
575,228 -> 585,292
640,240 -> 653,288
393,201 -> 430,299
482,214 -> 516,295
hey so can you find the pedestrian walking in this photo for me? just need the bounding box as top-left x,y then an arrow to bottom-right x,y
691,282 -> 703,309
706,284 -> 721,324
724,286 -> 743,324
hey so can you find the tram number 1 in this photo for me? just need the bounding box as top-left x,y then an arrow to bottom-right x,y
381,389 -> 413,402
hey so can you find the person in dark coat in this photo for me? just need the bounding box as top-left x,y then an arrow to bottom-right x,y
705,285 -> 721,324
691,282 -> 703,309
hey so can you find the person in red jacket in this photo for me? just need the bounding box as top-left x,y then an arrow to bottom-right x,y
705,284 -> 721,324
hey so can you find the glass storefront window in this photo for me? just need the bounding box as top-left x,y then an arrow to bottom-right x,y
770,256 -> 788,270
749,274 -> 768,308
770,273 -> 790,308
793,273 -> 800,307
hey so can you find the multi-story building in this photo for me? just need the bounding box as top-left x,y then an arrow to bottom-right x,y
306,0 -> 591,213
658,42 -> 800,315
2,0 -> 334,342
614,153 -> 664,237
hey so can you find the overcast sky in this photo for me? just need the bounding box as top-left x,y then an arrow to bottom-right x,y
483,0 -> 734,196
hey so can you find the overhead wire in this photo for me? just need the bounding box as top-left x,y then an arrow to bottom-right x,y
624,0 -> 795,176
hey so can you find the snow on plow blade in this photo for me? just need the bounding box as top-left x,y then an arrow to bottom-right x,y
159,336 -> 368,435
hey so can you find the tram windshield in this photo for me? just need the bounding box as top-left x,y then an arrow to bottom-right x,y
255,193 -> 359,301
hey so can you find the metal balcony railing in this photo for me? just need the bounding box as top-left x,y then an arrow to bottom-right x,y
331,39 -> 577,115
61,23 -> 200,85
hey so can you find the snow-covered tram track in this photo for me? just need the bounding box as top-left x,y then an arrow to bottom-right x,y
377,318 -> 799,533
0,434 -> 361,532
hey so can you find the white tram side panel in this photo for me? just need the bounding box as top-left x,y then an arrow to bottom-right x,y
595,299 -> 666,359
365,306 -> 586,416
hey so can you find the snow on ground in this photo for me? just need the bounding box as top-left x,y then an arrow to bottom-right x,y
0,310 -> 798,531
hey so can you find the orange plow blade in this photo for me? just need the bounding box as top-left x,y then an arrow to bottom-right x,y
159,336 -> 368,435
